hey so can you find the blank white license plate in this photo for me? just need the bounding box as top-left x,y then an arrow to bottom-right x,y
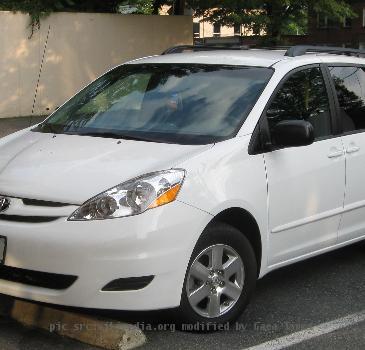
0,237 -> 6,265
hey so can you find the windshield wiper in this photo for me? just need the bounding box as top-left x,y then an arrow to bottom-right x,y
36,122 -> 57,133
78,131 -> 157,142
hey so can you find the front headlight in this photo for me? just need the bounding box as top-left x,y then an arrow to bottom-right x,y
68,169 -> 185,221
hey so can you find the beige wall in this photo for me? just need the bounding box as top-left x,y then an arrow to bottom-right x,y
0,11 -> 193,118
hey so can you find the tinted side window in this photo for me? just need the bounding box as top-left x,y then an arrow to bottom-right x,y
328,66 -> 365,132
267,67 -> 332,141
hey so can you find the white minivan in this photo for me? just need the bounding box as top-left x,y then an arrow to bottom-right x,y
0,45 -> 364,326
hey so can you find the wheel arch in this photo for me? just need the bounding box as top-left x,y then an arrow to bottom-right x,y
207,207 -> 263,275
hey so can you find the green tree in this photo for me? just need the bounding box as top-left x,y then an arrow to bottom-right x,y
187,0 -> 356,45
0,0 -> 184,37
0,0 -> 183,16
0,0 -> 120,36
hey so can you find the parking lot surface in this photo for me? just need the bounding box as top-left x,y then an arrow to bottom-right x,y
0,119 -> 364,350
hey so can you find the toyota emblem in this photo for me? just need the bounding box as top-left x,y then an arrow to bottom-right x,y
0,197 -> 10,213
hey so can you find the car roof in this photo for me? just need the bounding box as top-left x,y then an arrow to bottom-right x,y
129,49 -> 287,67
128,49 -> 365,68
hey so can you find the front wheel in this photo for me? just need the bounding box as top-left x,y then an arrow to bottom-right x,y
178,223 -> 257,328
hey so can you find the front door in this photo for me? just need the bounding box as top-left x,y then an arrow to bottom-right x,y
263,65 -> 345,266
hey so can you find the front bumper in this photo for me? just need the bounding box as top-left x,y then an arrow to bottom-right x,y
0,200 -> 212,310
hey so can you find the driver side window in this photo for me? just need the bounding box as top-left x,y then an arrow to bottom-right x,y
267,67 -> 332,142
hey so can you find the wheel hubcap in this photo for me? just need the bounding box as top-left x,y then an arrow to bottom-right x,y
186,244 -> 245,318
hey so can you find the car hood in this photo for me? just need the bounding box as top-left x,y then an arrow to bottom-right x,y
0,130 -> 213,204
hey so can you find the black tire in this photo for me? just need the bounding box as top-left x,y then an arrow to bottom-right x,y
177,222 -> 257,330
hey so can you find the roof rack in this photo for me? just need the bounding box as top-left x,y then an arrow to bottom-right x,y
162,44 -> 365,58
162,44 -> 249,55
285,45 -> 365,57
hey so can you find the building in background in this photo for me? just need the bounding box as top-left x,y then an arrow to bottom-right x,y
160,5 -> 259,44
193,18 -> 257,42
188,1 -> 365,49
307,1 -> 365,48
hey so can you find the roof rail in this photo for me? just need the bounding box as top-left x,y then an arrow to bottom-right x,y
162,44 -> 365,58
162,44 -> 249,55
285,45 -> 365,57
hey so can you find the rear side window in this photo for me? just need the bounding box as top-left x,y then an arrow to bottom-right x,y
328,66 -> 365,132
266,67 -> 332,140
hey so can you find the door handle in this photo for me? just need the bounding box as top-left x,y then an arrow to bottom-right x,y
346,145 -> 360,154
327,148 -> 344,158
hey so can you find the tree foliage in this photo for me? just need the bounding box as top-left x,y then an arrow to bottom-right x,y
187,0 -> 356,44
0,0 -> 122,36
0,0 -> 178,36
0,0 -> 178,16
0,0 -> 356,43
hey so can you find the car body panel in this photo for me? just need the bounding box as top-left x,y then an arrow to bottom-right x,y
177,135 -> 270,277
264,138 -> 345,265
0,200 -> 212,310
129,50 -> 286,68
338,134 -> 365,243
0,131 -> 212,204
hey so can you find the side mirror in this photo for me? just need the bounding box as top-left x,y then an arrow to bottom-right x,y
272,120 -> 314,148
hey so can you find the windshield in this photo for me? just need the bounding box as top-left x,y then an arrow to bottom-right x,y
34,64 -> 273,145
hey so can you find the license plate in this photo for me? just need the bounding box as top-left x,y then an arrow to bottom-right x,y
0,236 -> 6,265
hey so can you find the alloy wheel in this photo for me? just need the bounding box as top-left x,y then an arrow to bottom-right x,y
186,244 -> 245,318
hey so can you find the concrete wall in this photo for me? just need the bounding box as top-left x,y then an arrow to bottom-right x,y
0,11 -> 193,118
0,116 -> 45,138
